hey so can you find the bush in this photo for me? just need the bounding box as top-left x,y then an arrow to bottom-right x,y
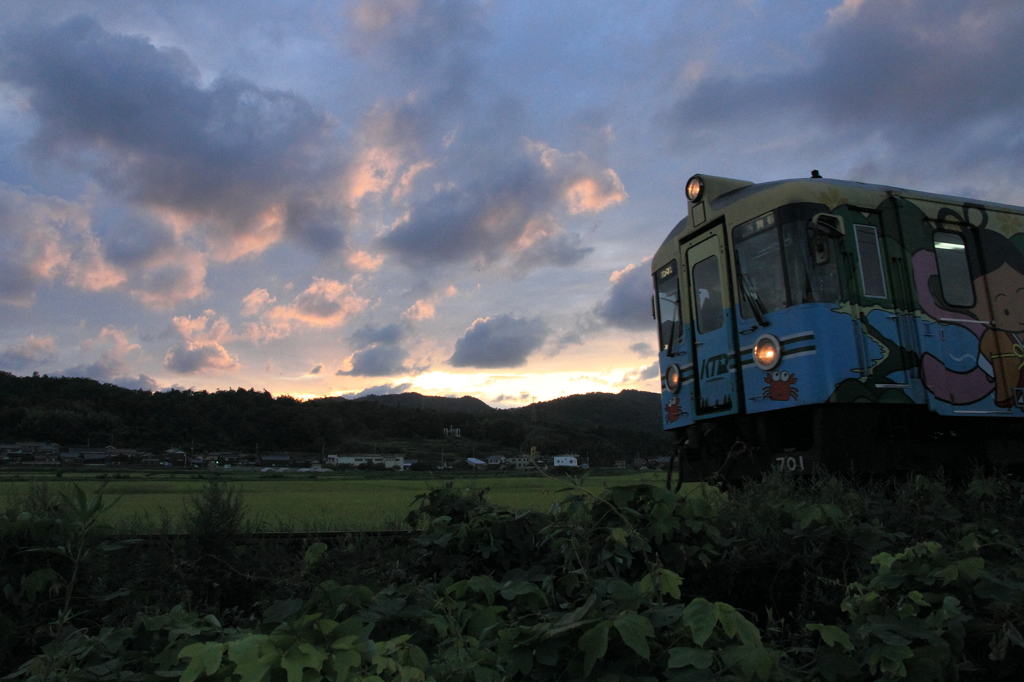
6,471 -> 1024,680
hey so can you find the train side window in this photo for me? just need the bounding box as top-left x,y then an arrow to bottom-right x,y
655,260 -> 682,352
933,232 -> 974,307
854,224 -> 887,298
692,255 -> 723,332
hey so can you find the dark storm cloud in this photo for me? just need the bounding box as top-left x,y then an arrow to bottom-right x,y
350,323 -> 405,347
448,314 -> 548,369
100,212 -> 176,268
377,144 -> 603,268
352,0 -> 621,272
337,344 -> 409,377
0,16 -> 350,255
639,362 -> 659,381
629,342 -> 655,356
664,0 -> 1024,156
594,264 -> 653,331
164,342 -> 237,374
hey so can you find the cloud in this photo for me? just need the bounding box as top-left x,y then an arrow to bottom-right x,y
267,278 -> 369,328
493,391 -> 532,404
170,310 -> 232,344
241,288 -> 276,316
0,16 -> 353,261
163,310 -> 238,374
344,1 -> 626,275
349,0 -> 487,87
639,362 -> 660,381
448,314 -> 548,368
0,335 -> 57,371
310,364 -> 323,375
619,361 -> 660,385
347,382 -> 413,398
529,141 -> 627,214
337,344 -> 410,377
401,285 -> 457,322
594,262 -> 654,331
662,0 -> 1024,185
348,250 -> 385,271
63,327 -> 158,389
629,342 -> 655,356
164,342 -> 238,374
402,299 -> 435,322
376,137 -> 617,269
111,373 -> 161,391
337,323 -> 412,377
0,184 -> 123,305
351,323 -> 405,347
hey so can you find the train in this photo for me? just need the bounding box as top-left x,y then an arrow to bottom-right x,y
652,172 -> 1024,481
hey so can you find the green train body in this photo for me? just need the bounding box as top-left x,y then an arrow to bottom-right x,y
652,174 -> 1024,478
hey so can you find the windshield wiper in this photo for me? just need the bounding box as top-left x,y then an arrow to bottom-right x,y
740,273 -> 770,327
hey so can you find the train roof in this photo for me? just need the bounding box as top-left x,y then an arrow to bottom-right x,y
652,175 -> 1024,273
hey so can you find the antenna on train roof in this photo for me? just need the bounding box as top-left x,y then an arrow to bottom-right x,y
811,170 -> 822,178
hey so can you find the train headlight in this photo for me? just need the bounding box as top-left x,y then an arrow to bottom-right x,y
752,334 -> 781,370
665,363 -> 682,393
685,175 -> 704,202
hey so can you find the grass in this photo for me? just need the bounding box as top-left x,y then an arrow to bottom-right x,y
0,469 -> 701,531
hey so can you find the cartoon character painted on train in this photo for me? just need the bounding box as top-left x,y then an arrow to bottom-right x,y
966,229 -> 1024,407
822,198 -> 1024,413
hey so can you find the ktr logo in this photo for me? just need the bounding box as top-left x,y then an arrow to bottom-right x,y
699,353 -> 730,379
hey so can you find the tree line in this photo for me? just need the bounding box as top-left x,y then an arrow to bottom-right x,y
0,372 -> 668,465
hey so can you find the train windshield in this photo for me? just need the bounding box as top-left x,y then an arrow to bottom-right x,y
656,260 -> 681,352
733,204 -> 839,320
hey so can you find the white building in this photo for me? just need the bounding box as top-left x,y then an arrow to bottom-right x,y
553,455 -> 578,468
326,455 -> 405,469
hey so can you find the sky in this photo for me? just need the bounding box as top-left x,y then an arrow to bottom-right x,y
1,0 -> 1023,407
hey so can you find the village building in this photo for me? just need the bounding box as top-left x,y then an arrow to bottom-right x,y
326,454 -> 405,469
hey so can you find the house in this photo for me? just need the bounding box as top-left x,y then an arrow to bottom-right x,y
508,455 -> 546,471
1,442 -> 61,465
553,454 -> 578,468
465,457 -> 487,470
486,455 -> 507,467
165,449 -> 187,466
258,454 -> 295,468
326,455 -> 405,470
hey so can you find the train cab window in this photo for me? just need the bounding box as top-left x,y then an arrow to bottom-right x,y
733,212 -> 787,319
854,224 -> 888,298
655,261 -> 682,352
692,255 -> 724,332
734,205 -> 841,320
934,232 -> 974,307
783,221 -> 840,306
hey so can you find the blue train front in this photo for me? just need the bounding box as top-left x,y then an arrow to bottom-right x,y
652,174 -> 1024,479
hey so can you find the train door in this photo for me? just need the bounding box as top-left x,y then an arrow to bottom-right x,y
836,208 -> 923,397
685,225 -> 740,416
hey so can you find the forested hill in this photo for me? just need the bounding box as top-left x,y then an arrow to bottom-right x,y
353,389 -> 662,433
0,372 -> 667,464
349,392 -> 494,415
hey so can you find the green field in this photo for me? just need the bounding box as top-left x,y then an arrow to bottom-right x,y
0,470 -> 695,531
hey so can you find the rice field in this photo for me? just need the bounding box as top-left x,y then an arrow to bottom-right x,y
0,470 -> 711,531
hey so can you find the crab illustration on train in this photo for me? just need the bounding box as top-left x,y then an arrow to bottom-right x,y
652,173 -> 1024,481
